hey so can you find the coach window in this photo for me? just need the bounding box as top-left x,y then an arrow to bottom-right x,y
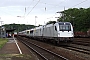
55,26 -> 57,31
40,29 -> 41,31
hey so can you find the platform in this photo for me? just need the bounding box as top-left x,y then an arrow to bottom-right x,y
0,37 -> 38,60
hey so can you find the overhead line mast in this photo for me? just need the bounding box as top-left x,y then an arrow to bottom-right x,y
57,7 -> 65,22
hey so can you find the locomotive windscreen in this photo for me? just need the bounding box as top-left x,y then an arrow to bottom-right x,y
59,22 -> 71,31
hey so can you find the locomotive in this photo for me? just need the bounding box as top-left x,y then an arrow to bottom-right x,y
18,22 -> 74,44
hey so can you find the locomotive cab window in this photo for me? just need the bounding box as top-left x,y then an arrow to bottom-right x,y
59,22 -> 71,31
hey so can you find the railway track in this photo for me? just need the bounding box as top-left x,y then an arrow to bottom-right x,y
62,44 -> 90,55
17,37 -> 68,60
73,38 -> 90,46
72,42 -> 90,46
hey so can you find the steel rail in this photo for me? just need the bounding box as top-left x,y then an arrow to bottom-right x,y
17,37 -> 68,60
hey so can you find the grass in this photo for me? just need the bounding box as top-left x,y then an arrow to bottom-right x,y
0,38 -> 8,49
0,54 -> 31,60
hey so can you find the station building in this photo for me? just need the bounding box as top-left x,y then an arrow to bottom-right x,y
0,26 -> 15,38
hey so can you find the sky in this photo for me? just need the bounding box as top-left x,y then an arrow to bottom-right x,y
0,0 -> 90,26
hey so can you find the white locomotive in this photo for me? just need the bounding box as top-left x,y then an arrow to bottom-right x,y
19,22 -> 74,44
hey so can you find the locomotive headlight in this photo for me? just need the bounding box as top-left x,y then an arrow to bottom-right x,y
72,33 -> 74,37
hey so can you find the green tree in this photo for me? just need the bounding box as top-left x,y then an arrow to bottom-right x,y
3,23 -> 35,32
57,8 -> 90,32
46,21 -> 56,25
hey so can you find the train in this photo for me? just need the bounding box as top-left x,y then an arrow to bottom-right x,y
18,22 -> 74,44
74,29 -> 90,38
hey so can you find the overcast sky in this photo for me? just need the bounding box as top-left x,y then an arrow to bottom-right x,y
0,0 -> 89,26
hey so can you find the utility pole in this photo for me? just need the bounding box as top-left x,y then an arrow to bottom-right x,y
57,7 -> 65,22
35,16 -> 37,26
0,21 -> 3,26
63,7 -> 65,22
0,21 -> 3,38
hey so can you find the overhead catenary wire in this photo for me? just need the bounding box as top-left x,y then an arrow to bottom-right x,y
39,1 -> 64,8
0,0 -> 88,25
25,0 -> 64,20
56,0 -> 88,16
43,1 -> 63,22
24,0 -> 35,16
27,0 -> 35,9
46,0 -> 88,22
26,0 -> 40,16
71,0 -> 88,7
